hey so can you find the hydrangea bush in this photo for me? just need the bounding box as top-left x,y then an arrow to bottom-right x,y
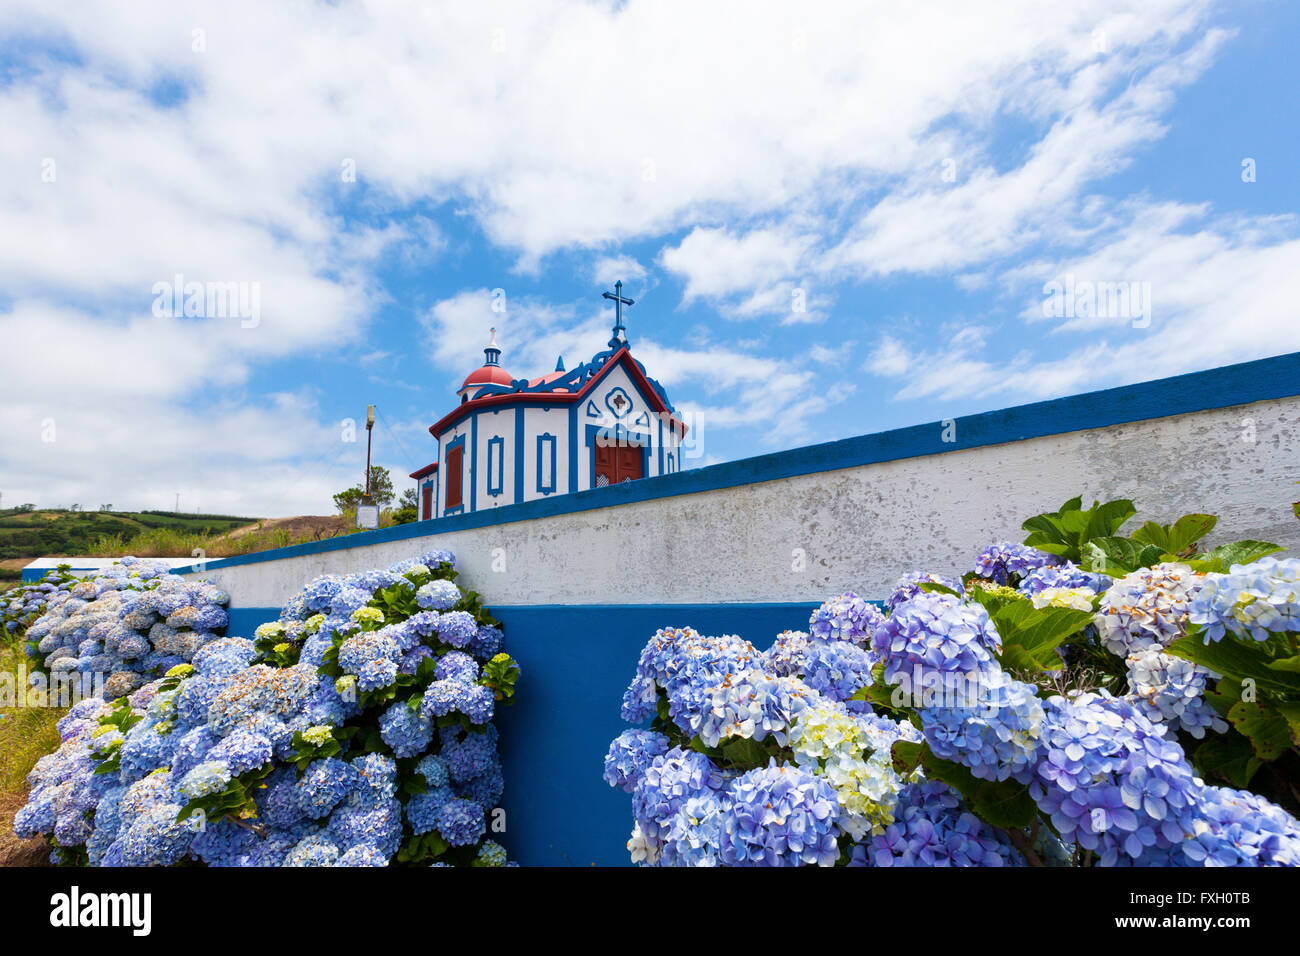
14,549 -> 520,866
16,558 -> 231,700
2,564 -> 81,644
607,497 -> 1300,866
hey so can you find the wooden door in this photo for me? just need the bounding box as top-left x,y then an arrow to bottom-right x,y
615,443 -> 643,482
421,483 -> 433,520
593,439 -> 617,488
445,447 -> 463,509
594,440 -> 643,486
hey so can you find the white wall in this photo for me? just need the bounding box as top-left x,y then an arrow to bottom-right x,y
522,406 -> 568,499
188,395 -> 1300,609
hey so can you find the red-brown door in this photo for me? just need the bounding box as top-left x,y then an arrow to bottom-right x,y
594,440 -> 643,486
421,483 -> 433,520
445,447 -> 463,509
615,443 -> 643,482
593,439 -> 617,488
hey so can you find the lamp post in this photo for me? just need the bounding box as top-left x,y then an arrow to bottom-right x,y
357,405 -> 379,530
364,404 -> 375,503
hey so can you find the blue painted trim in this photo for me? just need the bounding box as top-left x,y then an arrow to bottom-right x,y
585,422 -> 650,447
568,402 -> 578,494
169,351 -> 1300,574
222,601 -> 820,867
469,415 -> 478,513
585,400 -> 600,418
513,407 -> 525,505
536,433 -> 557,495
605,386 -> 632,418
486,435 -> 505,498
488,601 -> 825,612
657,415 -> 664,476
666,452 -> 675,474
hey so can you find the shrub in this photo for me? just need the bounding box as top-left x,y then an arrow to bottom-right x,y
13,549 -> 519,866
606,497 -> 1300,866
12,559 -> 229,699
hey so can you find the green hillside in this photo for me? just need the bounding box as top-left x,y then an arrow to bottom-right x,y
0,508 -> 259,561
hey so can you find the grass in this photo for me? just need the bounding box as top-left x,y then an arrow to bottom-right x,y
0,508 -> 257,561
84,511 -> 407,559
85,523 -> 352,558
0,641 -> 62,866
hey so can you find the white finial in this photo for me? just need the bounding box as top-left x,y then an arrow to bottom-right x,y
489,327 -> 497,347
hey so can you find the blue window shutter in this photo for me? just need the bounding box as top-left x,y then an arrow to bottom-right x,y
487,435 -> 505,497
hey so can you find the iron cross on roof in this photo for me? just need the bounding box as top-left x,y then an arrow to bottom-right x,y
602,280 -> 634,348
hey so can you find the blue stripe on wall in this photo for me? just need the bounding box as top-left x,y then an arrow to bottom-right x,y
513,406 -> 525,505
169,350 -> 1300,575
224,601 -> 820,867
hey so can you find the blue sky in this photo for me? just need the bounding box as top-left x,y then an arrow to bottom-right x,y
1,0 -> 1297,516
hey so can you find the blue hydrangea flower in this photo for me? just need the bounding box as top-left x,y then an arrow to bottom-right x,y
1019,562 -> 1111,596
972,543 -> 1061,585
1030,692 -> 1202,866
1095,564 -> 1201,656
378,700 -> 434,758
470,625 -> 504,659
440,729 -> 500,784
436,797 -> 486,846
1188,557 -> 1300,642
435,611 -> 478,649
808,592 -> 884,646
799,639 -> 875,709
887,572 -> 965,611
456,765 -> 505,810
178,760 -> 232,799
207,730 -> 273,774
851,781 -> 1022,867
719,763 -> 840,866
872,591 -> 1002,684
416,580 -> 460,611
406,787 -> 456,835
436,651 -> 479,683
416,754 -> 451,789
604,729 -> 671,793
920,669 -> 1045,783
296,757 -> 360,819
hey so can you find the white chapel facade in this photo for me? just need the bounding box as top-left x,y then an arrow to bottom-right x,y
410,283 -> 688,521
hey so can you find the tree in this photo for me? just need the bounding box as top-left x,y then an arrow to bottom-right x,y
392,487 -> 418,525
333,466 -> 395,513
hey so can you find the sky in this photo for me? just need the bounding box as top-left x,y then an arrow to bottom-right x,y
0,0 -> 1297,517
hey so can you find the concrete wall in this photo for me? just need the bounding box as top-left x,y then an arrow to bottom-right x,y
186,394 -> 1299,610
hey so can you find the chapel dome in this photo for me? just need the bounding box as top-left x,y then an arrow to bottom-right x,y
459,328 -> 512,394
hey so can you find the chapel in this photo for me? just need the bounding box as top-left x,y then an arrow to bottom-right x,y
409,283 -> 687,520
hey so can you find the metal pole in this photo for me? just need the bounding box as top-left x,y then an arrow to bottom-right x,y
364,405 -> 375,503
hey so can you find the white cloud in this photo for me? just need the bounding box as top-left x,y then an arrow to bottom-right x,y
420,288 -> 593,386
0,390 -> 370,518
590,255 -> 649,287
659,226 -> 818,318
0,0 -> 1286,513
424,287 -> 848,446
867,204 -> 1300,404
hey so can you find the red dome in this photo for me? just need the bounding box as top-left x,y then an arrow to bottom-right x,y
461,364 -> 514,390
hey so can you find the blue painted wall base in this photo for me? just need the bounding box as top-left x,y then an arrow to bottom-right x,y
225,602 -> 818,866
